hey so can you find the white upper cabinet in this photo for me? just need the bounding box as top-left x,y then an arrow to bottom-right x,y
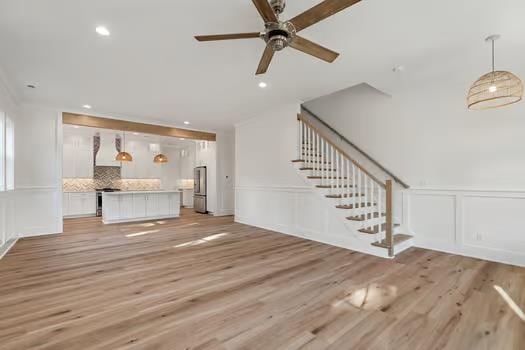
121,140 -> 163,179
63,134 -> 94,179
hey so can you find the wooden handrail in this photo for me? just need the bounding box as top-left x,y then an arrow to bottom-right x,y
301,106 -> 409,189
298,113 -> 386,189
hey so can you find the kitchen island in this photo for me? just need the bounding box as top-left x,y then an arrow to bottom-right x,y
102,190 -> 181,224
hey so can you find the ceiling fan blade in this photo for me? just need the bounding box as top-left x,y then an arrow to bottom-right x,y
195,32 -> 261,41
289,36 -> 339,62
252,0 -> 278,23
256,45 -> 275,75
289,0 -> 361,32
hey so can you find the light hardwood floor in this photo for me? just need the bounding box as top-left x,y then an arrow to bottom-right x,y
0,209 -> 524,349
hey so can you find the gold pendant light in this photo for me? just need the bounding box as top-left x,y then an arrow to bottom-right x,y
153,153 -> 168,163
468,35 -> 523,110
116,132 -> 133,162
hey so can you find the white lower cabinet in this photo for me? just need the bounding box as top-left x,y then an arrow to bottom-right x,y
132,195 -> 147,218
102,192 -> 181,224
63,193 -> 96,217
119,194 -> 134,219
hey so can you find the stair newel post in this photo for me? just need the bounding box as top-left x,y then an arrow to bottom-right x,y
385,180 -> 394,257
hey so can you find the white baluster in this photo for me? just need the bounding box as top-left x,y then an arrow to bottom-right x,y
331,145 -> 335,194
346,159 -> 350,206
364,172 -> 368,217
352,164 -> 356,214
376,183 -> 380,238
316,132 -> 320,177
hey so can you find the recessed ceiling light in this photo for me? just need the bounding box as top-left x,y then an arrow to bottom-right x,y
133,132 -> 139,135
95,26 -> 110,36
259,82 -> 267,88
180,138 -> 185,141
82,104 -> 92,109
184,121 -> 190,125
73,126 -> 80,129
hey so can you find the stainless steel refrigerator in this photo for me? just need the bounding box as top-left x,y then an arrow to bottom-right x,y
194,166 -> 207,213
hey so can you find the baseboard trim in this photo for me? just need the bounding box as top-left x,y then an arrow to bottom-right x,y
0,238 -> 18,260
103,214 -> 180,225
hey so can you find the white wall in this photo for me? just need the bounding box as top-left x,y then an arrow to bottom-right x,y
235,103 -> 390,255
215,129 -> 235,216
304,80 -> 525,266
15,104 -> 62,237
304,81 -> 525,190
0,74 -> 18,256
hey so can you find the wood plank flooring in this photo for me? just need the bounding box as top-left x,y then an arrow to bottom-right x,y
0,209 -> 524,349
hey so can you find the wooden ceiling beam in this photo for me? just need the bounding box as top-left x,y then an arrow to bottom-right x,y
62,113 -> 216,141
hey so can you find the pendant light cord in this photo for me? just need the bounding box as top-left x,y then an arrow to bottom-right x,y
491,38 -> 496,80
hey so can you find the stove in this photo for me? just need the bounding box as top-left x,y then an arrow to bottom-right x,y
96,188 -> 121,216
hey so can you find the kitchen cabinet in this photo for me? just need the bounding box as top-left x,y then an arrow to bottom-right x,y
63,134 -> 94,179
132,194 -> 147,218
145,193 -> 159,217
63,192 -> 96,217
121,140 -> 163,179
119,194 -> 134,219
102,191 -> 180,224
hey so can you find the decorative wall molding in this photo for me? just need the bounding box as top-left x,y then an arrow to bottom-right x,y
14,187 -> 63,237
235,185 -> 390,258
403,189 -> 525,267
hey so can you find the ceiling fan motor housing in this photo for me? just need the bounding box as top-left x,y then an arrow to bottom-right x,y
263,21 -> 296,51
270,0 -> 286,14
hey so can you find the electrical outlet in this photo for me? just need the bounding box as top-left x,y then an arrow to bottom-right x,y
476,233 -> 483,241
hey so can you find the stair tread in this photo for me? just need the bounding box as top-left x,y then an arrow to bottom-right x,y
326,193 -> 364,198
347,212 -> 385,221
300,167 -> 337,171
308,176 -> 349,179
359,223 -> 400,234
292,159 -> 332,164
336,203 -> 375,209
371,234 -> 413,248
317,185 -> 357,188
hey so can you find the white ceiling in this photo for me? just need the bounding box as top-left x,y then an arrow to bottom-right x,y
0,0 -> 524,130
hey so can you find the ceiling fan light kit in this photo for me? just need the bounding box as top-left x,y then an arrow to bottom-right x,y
468,35 -> 523,110
195,0 -> 361,75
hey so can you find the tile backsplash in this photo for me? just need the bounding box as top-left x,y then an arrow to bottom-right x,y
64,166 -> 161,192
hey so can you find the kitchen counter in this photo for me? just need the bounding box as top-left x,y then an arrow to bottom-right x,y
104,190 -> 181,195
102,191 -> 180,224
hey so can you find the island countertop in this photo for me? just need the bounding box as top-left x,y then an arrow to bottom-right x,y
103,190 -> 182,195
102,190 -> 181,224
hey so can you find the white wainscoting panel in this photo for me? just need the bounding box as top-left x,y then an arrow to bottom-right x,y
15,187 -> 62,237
403,189 -> 525,267
0,190 -> 17,258
235,186 -> 390,258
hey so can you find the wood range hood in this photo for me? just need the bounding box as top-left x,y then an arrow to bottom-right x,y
62,112 -> 216,141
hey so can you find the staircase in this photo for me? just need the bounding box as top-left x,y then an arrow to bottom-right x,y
291,113 -> 413,258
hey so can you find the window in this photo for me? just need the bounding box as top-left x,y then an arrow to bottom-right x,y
5,116 -> 14,190
0,111 -> 4,191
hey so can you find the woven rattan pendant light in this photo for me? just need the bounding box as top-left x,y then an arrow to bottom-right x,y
468,35 -> 523,110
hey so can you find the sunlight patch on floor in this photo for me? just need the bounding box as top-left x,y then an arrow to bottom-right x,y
173,233 -> 230,248
494,285 -> 525,322
126,230 -> 160,238
333,283 -> 398,311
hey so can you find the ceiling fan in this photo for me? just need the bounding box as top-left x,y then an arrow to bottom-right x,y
195,0 -> 361,75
